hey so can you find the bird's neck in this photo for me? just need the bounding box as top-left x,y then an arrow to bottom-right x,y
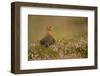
47,30 -> 52,36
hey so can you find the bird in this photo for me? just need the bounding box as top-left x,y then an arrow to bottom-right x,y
40,25 -> 55,47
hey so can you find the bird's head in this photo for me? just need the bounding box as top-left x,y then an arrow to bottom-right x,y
47,25 -> 53,36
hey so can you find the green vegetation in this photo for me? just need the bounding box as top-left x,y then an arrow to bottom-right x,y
28,37 -> 88,60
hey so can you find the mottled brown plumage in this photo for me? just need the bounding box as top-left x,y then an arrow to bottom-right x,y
40,25 -> 55,47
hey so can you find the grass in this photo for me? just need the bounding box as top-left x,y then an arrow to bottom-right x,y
28,37 -> 88,60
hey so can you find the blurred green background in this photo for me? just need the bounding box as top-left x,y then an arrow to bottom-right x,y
28,15 -> 88,44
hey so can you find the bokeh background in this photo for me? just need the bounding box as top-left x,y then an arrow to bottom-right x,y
28,15 -> 88,45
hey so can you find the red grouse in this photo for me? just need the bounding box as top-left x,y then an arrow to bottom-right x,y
40,25 -> 55,47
